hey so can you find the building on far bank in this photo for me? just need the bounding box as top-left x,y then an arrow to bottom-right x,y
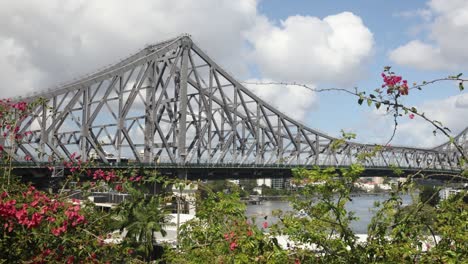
271,178 -> 292,190
354,177 -> 391,192
439,186 -> 466,200
256,178 -> 272,188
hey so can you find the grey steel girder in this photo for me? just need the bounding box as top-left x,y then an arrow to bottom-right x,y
5,35 -> 466,171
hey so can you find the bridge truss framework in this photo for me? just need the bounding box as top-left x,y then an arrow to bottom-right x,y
3,35 -> 466,173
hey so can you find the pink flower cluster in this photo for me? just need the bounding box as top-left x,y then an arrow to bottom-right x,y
12,101 -> 28,112
0,99 -> 33,158
0,99 -> 29,115
0,187 -> 86,236
224,231 -> 238,251
128,175 -> 143,182
1,187 -> 58,231
0,99 -> 30,124
92,169 -> 118,182
1,124 -> 30,142
63,152 -> 83,173
65,204 -> 86,227
52,202 -> 86,236
381,72 -> 409,96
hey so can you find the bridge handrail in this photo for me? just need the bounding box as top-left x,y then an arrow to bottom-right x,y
4,161 -> 462,174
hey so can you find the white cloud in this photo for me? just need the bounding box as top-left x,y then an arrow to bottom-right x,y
364,93 -> 468,147
389,40 -> 449,70
247,12 -> 374,84
0,37 -> 44,97
455,93 -> 468,108
244,80 -> 318,121
389,0 -> 468,70
0,0 -> 258,97
394,9 -> 433,21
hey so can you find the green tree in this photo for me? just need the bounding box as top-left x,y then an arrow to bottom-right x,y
111,174 -> 171,261
419,185 -> 441,207
163,189 -> 290,263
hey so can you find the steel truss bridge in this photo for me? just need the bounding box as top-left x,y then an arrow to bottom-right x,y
3,35 -> 467,178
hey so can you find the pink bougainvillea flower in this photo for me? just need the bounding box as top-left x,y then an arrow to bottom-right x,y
262,221 -> 268,229
409,114 -> 415,119
42,248 -> 52,257
229,241 -> 237,251
381,71 -> 409,96
66,255 -> 75,264
115,184 -> 123,192
133,176 -> 143,182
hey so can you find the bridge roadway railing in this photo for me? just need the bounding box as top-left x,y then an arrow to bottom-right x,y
5,161 -> 462,176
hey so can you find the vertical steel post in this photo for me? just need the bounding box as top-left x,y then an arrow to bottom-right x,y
175,38 -> 191,180
256,103 -> 261,164
40,101 -> 48,161
117,77 -> 123,163
144,65 -> 154,164
80,88 -> 89,161
177,37 -> 190,167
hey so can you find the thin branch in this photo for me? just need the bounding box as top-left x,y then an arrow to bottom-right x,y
242,80 -> 467,162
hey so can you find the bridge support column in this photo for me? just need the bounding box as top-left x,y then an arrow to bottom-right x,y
80,88 -> 89,161
144,69 -> 155,164
38,100 -> 49,162
177,38 -> 191,165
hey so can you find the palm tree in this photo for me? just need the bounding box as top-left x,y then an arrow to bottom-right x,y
113,195 -> 171,260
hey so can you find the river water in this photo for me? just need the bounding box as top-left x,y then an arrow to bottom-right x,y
246,193 -> 413,234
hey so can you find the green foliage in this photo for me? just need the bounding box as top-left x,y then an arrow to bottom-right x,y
239,179 -> 259,195
202,179 -> 240,195
109,172 -> 172,261
163,189 -> 290,263
112,195 -> 170,260
261,185 -> 291,196
422,192 -> 468,263
273,165 -> 366,263
161,169 -> 466,263
419,185 -> 441,207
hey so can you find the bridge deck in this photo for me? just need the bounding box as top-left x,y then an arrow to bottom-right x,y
7,162 -> 462,182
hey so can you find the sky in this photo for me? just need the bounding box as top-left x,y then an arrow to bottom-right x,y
0,0 -> 467,148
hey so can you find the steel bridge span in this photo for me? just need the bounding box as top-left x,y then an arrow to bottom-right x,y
3,35 -> 467,178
